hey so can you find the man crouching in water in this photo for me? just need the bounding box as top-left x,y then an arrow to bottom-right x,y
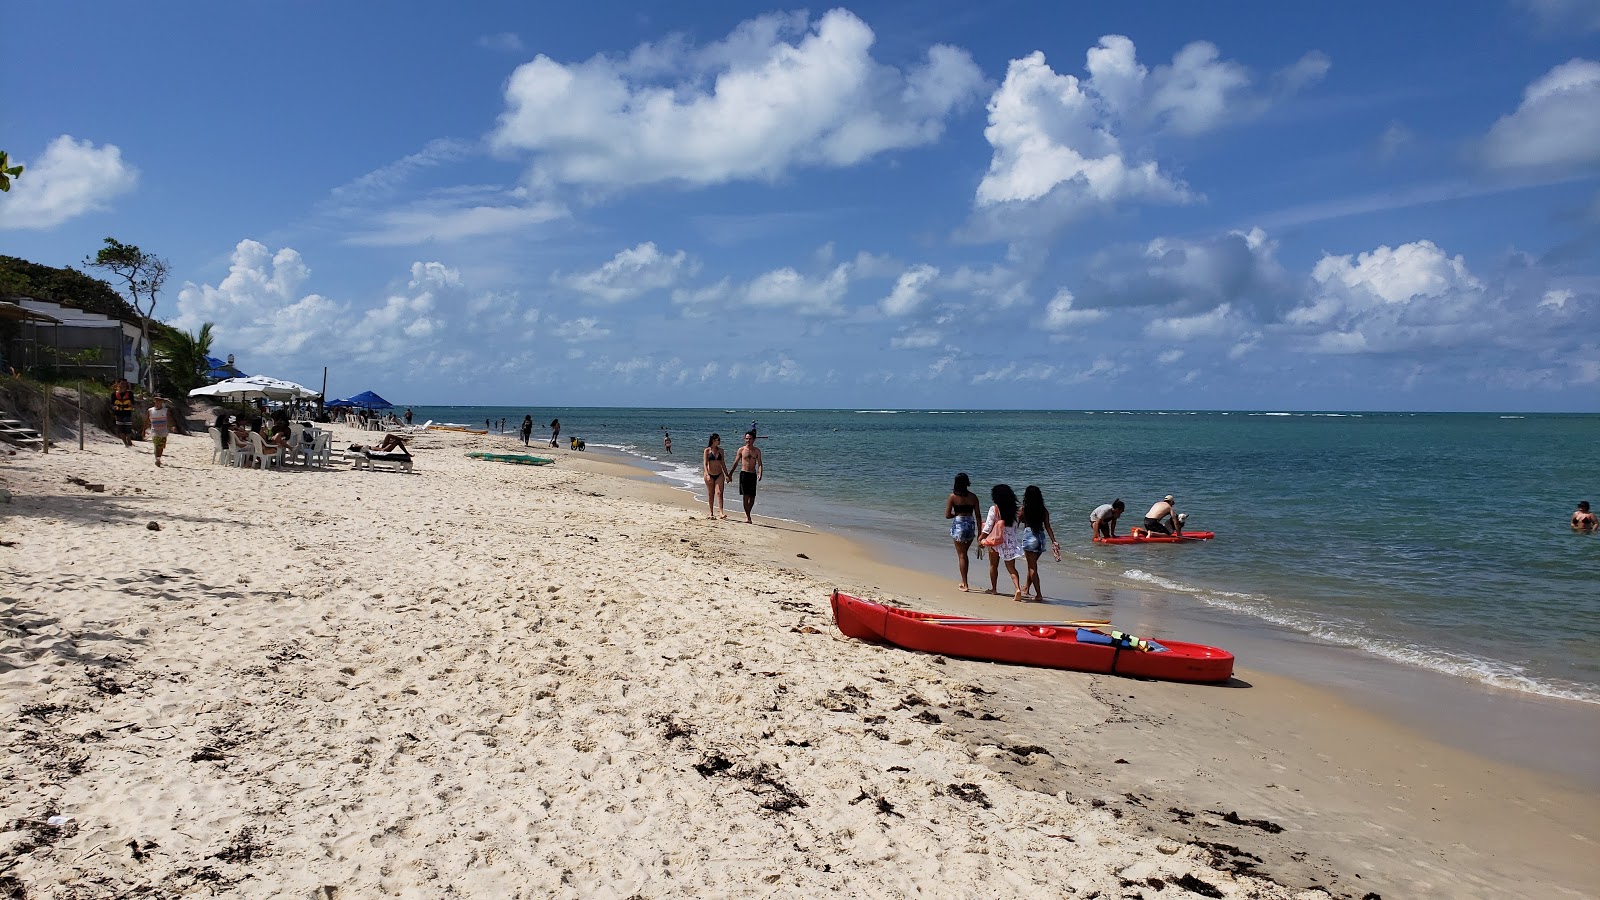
1142,494 -> 1181,536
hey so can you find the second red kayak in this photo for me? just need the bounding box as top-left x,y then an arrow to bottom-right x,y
830,591 -> 1235,683
1095,530 -> 1215,545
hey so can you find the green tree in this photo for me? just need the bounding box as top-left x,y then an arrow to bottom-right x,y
154,322 -> 213,400
84,237 -> 169,391
0,150 -> 22,192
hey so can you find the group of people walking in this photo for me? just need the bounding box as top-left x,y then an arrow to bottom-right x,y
944,474 -> 1061,601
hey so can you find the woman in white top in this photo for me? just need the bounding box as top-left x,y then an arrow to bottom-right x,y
979,484 -> 1025,600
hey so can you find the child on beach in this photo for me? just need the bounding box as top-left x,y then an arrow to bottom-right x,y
147,397 -> 170,467
979,484 -> 1025,601
1019,485 -> 1060,601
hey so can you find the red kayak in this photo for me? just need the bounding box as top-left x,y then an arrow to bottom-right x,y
830,591 -> 1234,683
1095,530 -> 1215,545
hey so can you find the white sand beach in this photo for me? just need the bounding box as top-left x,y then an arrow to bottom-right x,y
3,426 -> 1596,898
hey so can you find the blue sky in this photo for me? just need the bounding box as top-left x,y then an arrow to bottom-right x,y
3,0 -> 1598,410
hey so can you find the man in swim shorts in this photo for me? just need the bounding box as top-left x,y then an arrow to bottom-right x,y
732,429 -> 763,524
1090,499 -> 1125,539
1142,495 -> 1179,536
1574,501 -> 1598,532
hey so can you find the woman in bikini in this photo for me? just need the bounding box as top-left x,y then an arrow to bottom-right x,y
979,484 -> 1026,601
1019,485 -> 1061,602
703,433 -> 731,519
944,472 -> 981,591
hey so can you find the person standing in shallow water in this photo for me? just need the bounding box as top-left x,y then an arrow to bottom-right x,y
1574,501 -> 1598,532
702,433 -> 730,519
944,473 -> 981,592
664,432 -> 672,454
1019,485 -> 1060,602
520,415 -> 533,446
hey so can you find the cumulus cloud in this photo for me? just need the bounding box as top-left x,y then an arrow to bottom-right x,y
0,135 -> 137,230
1146,302 -> 1241,340
1481,58 -> 1600,171
489,9 -> 984,189
674,263 -> 852,316
1285,240 -> 1491,353
557,242 -> 694,303
173,240 -> 346,358
880,264 -> 940,316
973,36 -> 1325,224
552,317 -> 612,342
1041,290 -> 1108,331
890,328 -> 942,349
174,241 -> 468,367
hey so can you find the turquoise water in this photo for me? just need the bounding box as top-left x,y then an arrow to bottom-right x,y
412,406 -> 1600,704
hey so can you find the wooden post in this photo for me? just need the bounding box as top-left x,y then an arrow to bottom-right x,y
78,384 -> 85,450
41,387 -> 51,453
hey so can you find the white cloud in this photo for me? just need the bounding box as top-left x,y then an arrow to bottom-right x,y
0,135 -> 137,230
489,9 -> 983,189
880,264 -> 940,316
1157,348 -> 1185,365
1377,121 -> 1413,160
409,261 -> 461,290
346,197 -> 567,246
553,317 -> 612,342
1539,288 -> 1574,309
557,242 -> 694,303
173,240 -> 346,358
1286,240 -> 1490,353
890,328 -> 942,349
1481,58 -> 1600,171
675,263 -> 851,316
1041,289 -> 1109,331
1146,303 -> 1240,340
325,139 -> 473,207
976,49 -> 1189,208
974,36 -> 1325,221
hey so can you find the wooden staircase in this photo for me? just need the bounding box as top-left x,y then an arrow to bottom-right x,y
0,410 -> 44,449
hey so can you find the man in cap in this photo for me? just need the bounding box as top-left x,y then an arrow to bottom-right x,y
1142,494 -> 1180,536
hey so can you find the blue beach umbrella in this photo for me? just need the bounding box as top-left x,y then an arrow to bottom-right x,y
342,390 -> 393,409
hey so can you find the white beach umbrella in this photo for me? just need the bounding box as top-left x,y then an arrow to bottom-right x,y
189,376 -> 318,400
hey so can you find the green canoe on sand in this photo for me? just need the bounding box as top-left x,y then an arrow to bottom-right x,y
466,452 -> 554,466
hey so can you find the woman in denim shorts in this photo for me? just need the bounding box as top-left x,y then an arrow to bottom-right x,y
1019,485 -> 1061,602
944,472 -> 981,592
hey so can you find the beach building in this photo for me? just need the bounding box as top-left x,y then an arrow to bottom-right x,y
0,296 -> 146,383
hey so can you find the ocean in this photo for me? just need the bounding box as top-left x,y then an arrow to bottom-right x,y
408,406 -> 1599,707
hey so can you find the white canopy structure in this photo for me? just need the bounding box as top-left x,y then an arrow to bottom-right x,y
189,376 -> 319,400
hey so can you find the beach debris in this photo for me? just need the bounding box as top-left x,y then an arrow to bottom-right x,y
1208,809 -> 1285,833
1170,873 -> 1224,897
796,552 -> 809,559
850,789 -> 903,818
66,476 -> 105,492
146,521 -> 161,531
211,825 -> 267,864
947,783 -> 992,808
128,838 -> 157,862
912,710 -> 942,724
46,815 -> 72,827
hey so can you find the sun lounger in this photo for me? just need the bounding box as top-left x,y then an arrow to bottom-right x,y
348,448 -> 414,472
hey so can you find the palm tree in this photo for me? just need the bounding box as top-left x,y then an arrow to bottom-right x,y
154,322 -> 214,399
0,150 -> 22,192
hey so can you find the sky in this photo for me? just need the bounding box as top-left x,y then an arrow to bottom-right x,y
3,0 -> 1598,411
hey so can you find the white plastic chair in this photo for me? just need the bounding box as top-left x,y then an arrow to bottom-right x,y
247,432 -> 284,469
210,428 -> 249,467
